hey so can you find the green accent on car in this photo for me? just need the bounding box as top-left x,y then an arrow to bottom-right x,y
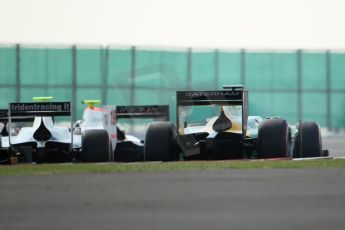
33,96 -> 53,102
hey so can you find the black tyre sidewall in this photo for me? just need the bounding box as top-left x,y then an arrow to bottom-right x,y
293,122 -> 322,158
82,129 -> 111,162
258,119 -> 289,158
144,121 -> 175,161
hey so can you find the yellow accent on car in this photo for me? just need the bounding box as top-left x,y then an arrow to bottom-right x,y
82,100 -> 102,107
203,117 -> 243,134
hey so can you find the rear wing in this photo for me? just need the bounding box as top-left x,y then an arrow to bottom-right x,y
7,102 -> 73,147
116,105 -> 169,121
9,102 -> 71,117
176,88 -> 248,137
0,109 -> 35,123
0,109 -> 9,122
176,90 -> 245,106
176,87 -> 248,107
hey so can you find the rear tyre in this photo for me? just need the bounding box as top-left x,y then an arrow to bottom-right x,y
293,122 -> 322,158
144,121 -> 176,161
257,118 -> 290,158
82,129 -> 111,162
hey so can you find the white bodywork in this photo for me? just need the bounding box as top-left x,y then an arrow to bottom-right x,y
119,134 -> 143,147
75,106 -> 117,150
77,105 -> 143,148
1,116 -> 74,148
0,105 -> 118,150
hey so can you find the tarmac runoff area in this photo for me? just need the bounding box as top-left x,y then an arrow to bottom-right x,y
1,168 -> 345,230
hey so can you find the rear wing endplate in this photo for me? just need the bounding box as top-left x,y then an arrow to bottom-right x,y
116,105 -> 169,120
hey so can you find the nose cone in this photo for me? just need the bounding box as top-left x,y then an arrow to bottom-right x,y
212,108 -> 232,132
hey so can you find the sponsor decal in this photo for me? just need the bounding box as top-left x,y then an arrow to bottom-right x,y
184,91 -> 240,98
116,105 -> 169,119
117,105 -> 165,114
177,90 -> 243,105
10,102 -> 70,113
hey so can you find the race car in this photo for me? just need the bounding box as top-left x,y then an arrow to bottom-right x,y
0,97 -> 113,164
75,101 -> 170,162
114,105 -> 169,162
74,99 -> 117,159
144,85 -> 329,161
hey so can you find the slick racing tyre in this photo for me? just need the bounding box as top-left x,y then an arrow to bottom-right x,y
293,121 -> 322,158
144,121 -> 176,161
258,118 -> 290,158
82,129 -> 112,162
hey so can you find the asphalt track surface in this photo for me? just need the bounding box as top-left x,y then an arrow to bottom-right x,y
0,137 -> 344,230
1,168 -> 345,230
323,137 -> 345,157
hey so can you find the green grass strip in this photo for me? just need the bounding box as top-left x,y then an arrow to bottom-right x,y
0,159 -> 345,176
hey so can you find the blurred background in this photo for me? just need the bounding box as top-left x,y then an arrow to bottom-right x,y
0,0 -> 344,129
